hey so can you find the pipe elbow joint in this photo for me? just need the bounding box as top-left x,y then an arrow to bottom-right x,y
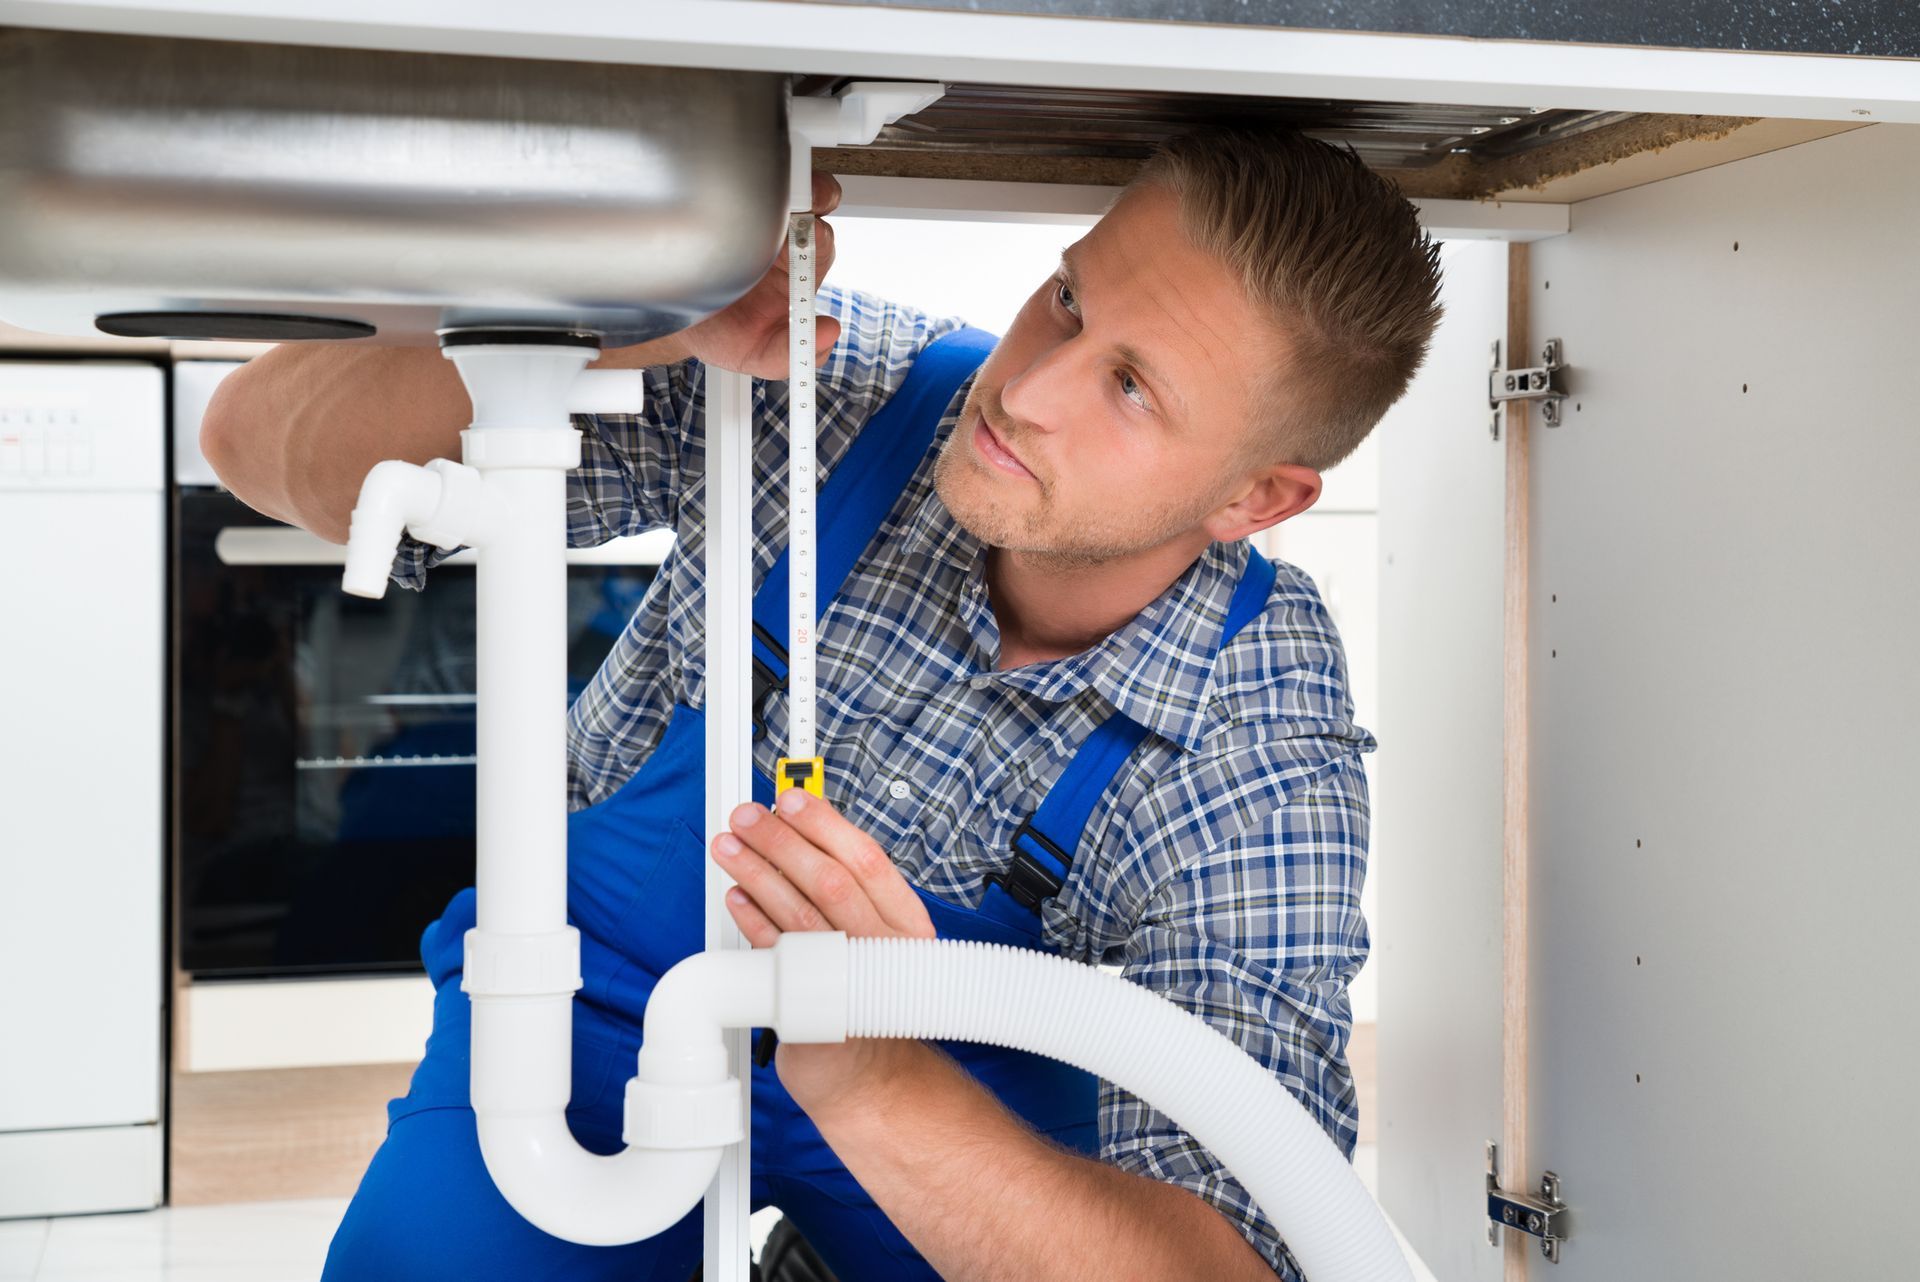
342,460 -> 439,599
623,933 -> 847,1150
341,457 -> 497,598
638,933 -> 848,1081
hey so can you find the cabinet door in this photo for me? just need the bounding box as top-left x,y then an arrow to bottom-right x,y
1375,237 -> 1511,1282
1522,121 -> 1920,1282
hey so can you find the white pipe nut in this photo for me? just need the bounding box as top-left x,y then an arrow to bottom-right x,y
772,931 -> 849,1044
462,927 -> 583,998
623,1075 -> 743,1151
407,457 -> 494,551
460,426 -> 582,472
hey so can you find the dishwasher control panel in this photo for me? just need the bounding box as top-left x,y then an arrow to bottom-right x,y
0,361 -> 164,491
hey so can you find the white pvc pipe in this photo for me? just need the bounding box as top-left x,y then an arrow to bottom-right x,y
439,341 -> 750,1246
702,367 -> 759,1278
470,462 -> 569,935
565,368 -> 648,415
335,343 -> 759,1249
637,949 -> 775,1086
461,934 -> 849,1247
644,932 -> 847,1073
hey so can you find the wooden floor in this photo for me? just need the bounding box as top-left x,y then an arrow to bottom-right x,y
168,1063 -> 415,1206
166,1022 -> 1378,1203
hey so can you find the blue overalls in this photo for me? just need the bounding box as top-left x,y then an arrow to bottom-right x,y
323,328 -> 1277,1282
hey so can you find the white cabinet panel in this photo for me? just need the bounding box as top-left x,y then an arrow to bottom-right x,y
1374,238 -> 1510,1282
1527,121 -> 1920,1280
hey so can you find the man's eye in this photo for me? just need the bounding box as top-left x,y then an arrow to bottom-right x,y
1055,280 -> 1078,314
1118,370 -> 1149,410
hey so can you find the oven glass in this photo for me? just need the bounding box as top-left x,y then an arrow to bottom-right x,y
177,490 -> 657,978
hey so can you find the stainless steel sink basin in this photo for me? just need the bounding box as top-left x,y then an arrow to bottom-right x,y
0,28 -> 790,344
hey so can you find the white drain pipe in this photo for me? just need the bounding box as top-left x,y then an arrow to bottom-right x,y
343,338 -> 751,1245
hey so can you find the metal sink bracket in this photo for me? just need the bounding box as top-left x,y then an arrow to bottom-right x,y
788,81 -> 948,210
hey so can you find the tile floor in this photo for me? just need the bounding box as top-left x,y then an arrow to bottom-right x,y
0,1198 -> 344,1282
0,1145 -> 1435,1280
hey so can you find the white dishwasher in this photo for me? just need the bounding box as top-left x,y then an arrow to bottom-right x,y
0,360 -> 165,1217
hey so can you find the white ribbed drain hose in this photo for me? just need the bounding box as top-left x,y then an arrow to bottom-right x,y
842,938 -> 1413,1282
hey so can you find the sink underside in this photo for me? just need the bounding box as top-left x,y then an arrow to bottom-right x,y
0,29 -> 791,345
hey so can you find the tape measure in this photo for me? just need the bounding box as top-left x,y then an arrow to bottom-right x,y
775,212 -> 826,800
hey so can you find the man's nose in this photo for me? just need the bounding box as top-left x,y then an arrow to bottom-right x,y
998,338 -> 1087,433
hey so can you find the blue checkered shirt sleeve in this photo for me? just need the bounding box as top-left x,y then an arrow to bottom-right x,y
1104,752 -> 1372,1281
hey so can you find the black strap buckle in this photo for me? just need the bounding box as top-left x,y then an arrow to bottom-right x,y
750,623 -> 787,742
988,822 -> 1069,913
750,656 -> 783,742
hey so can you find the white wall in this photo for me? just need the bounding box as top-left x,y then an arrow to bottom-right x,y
827,214 -> 1077,335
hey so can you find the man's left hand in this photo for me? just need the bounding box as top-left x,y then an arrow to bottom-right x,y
711,789 -> 938,1120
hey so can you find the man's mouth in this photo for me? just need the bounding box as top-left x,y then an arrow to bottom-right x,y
971,412 -> 1035,481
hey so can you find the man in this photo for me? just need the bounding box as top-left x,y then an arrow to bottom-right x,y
203,126 -> 1442,1281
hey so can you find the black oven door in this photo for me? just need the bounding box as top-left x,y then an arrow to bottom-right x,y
176,489 -> 660,978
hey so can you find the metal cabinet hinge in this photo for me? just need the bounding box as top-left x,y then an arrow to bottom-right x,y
1488,338 -> 1570,439
1486,1140 -> 1570,1263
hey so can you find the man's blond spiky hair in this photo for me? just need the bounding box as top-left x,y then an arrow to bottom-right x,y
1133,125 -> 1445,472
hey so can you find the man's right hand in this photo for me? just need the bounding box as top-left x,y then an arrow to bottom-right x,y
608,170 -> 843,377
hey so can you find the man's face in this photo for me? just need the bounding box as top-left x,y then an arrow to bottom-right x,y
935,182 -> 1286,568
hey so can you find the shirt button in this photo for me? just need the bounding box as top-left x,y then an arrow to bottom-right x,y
887,779 -> 911,800
969,675 -> 991,690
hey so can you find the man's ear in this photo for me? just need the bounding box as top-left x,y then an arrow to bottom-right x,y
1204,463 -> 1322,543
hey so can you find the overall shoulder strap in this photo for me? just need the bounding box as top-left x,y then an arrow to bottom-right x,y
986,549 -> 1277,918
749,326 -> 996,736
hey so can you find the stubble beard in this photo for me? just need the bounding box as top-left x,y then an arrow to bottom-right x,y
932,384 -> 1226,572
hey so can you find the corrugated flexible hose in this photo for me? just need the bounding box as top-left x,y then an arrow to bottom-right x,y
843,937 -> 1413,1282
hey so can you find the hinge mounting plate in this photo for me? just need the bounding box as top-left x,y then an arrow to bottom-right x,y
1487,1140 -> 1570,1263
1488,337 -> 1570,439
